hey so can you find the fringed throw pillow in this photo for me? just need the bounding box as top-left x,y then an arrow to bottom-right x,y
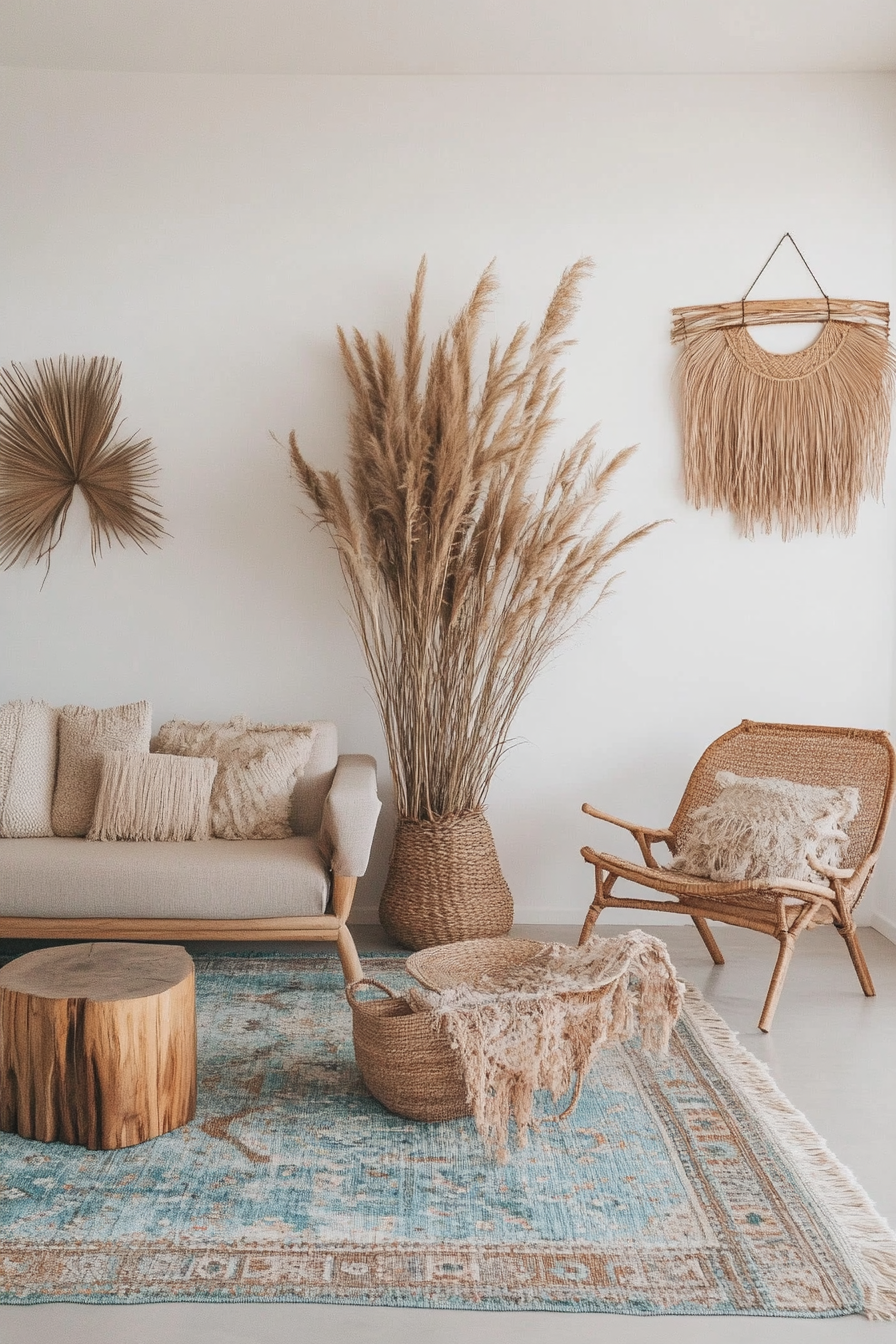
668,771 -> 860,885
52,700 -> 153,837
151,717 -> 314,839
0,699 -> 59,838
89,751 -> 218,842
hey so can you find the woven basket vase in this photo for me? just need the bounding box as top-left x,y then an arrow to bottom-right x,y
379,810 -> 513,950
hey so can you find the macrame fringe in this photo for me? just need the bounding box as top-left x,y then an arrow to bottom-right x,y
683,987 -> 896,1320
410,931 -> 682,1162
89,751 -> 217,842
679,320 -> 896,538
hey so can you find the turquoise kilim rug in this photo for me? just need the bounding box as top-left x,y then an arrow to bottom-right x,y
0,951 -> 894,1315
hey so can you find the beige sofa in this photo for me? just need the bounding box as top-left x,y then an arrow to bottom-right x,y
0,722 -> 380,984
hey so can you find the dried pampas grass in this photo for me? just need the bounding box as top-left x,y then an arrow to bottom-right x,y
289,259 -> 658,820
0,355 -> 165,571
678,319 -> 895,538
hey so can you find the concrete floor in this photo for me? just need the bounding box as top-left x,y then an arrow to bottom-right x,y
3,921 -> 896,1343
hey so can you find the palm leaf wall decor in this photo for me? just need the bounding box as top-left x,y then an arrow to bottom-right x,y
0,355 -> 165,572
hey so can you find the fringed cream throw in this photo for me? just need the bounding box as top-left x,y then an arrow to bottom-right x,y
409,931 -> 682,1161
675,318 -> 895,538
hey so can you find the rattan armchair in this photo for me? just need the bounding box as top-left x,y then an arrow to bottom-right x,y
579,720 -> 896,1031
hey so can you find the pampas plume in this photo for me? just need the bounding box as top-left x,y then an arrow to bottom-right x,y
290,259 -> 659,820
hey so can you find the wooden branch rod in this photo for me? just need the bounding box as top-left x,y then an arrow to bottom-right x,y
671,297 -> 890,344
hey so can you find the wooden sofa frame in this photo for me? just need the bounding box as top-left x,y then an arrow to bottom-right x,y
0,876 -> 364,985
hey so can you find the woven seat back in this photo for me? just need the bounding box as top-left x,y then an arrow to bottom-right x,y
670,720 -> 896,867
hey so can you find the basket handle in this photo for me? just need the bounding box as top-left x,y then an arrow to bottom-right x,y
345,977 -> 401,1008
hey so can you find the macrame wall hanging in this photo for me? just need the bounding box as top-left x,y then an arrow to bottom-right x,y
671,234 -> 896,538
0,355 -> 165,575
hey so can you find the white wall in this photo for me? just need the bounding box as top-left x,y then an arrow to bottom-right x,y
1,69 -> 895,925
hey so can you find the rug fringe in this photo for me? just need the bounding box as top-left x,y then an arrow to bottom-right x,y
682,987 -> 896,1320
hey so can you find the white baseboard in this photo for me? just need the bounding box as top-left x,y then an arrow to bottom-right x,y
351,905 -> 692,927
870,912 -> 896,945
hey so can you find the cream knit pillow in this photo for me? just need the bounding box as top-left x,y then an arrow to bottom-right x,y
89,751 -> 218,842
0,699 -> 59,838
668,771 -> 860,886
52,700 -> 153,837
151,716 -> 314,840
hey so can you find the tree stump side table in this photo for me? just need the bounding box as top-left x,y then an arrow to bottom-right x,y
0,942 -> 196,1150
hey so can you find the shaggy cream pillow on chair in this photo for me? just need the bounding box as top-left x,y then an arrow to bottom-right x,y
89,751 -> 218,842
151,717 -> 314,840
0,699 -> 59,837
668,770 -> 860,885
52,700 -> 153,837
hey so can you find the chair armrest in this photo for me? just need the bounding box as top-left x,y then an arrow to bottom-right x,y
805,852 -> 856,882
319,755 -> 381,877
582,803 -> 674,867
582,804 -> 672,843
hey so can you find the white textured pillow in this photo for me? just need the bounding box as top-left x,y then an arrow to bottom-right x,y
151,716 -> 314,840
0,699 -> 59,838
668,771 -> 860,885
52,700 -> 153,837
89,751 -> 218,842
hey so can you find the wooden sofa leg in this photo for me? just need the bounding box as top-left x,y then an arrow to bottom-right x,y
837,922 -> 875,997
758,933 -> 796,1033
692,916 -> 725,965
336,925 -> 363,986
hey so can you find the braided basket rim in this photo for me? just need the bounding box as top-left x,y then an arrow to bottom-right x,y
406,936 -> 548,991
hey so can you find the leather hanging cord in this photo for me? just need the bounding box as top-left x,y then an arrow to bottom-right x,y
740,232 -> 831,326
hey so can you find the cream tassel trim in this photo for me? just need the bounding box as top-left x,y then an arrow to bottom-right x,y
682,987 -> 896,1320
89,751 -> 217,842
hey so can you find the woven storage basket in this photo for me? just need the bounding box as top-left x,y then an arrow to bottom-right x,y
379,810 -> 513,950
346,979 -> 469,1122
407,937 -> 547,991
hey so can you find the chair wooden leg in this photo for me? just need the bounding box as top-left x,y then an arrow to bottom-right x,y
837,922 -> 875,997
758,933 -> 796,1033
691,916 -> 724,965
336,925 -> 363,985
579,902 -> 602,946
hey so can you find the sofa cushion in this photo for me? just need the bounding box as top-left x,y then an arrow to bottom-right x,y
0,836 -> 329,920
0,699 -> 58,838
291,721 -> 338,836
152,716 -> 314,839
89,751 -> 218,842
52,700 -> 153,837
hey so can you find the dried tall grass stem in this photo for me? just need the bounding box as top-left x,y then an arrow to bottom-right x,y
290,260 -> 657,820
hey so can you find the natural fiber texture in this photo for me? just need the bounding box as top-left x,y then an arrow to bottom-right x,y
289,259 -> 656,822
89,750 -> 218,842
152,717 -> 314,840
51,700 -> 153,838
407,931 -> 682,1161
407,936 -> 547,990
0,699 -> 58,838
0,356 -> 164,571
678,321 -> 896,537
668,770 -> 860,886
379,810 -> 513,949
0,950 -> 893,1316
346,978 -> 469,1122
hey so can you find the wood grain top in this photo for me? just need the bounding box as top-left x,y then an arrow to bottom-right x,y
0,941 -> 194,1002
